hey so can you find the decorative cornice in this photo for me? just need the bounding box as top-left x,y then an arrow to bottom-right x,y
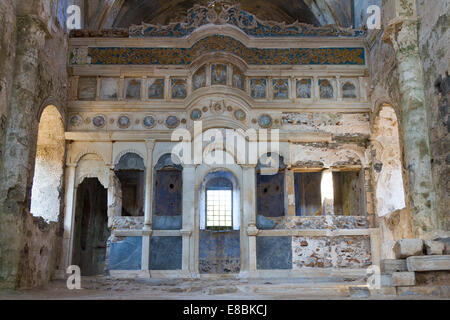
70,4 -> 366,39
129,4 -> 366,39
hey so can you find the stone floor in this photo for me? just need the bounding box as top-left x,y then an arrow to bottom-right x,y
0,277 -> 448,300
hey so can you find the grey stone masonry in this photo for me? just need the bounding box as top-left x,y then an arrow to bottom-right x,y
406,255 -> 450,272
392,272 -> 415,287
424,240 -> 445,255
381,259 -> 407,274
393,239 -> 424,259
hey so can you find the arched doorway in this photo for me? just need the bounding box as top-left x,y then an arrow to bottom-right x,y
198,170 -> 240,274
30,105 -> 65,222
72,178 -> 109,276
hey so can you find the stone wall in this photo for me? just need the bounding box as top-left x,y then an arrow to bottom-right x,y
0,0 -> 68,289
368,0 -> 448,242
416,0 -> 450,231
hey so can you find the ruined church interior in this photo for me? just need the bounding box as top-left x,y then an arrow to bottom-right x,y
0,0 -> 449,301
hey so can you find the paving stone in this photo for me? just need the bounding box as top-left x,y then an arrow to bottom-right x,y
424,240 -> 445,255
393,239 -> 424,259
406,255 -> 450,272
392,272 -> 415,286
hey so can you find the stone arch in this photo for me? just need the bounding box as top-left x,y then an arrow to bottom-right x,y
114,149 -> 146,167
76,153 -> 110,188
30,105 -> 65,222
36,97 -> 66,128
73,150 -> 109,166
189,52 -> 248,74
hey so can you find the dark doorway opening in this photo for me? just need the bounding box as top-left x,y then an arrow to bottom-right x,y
72,178 -> 109,276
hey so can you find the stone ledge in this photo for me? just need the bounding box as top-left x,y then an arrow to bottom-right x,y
396,286 -> 450,298
406,255 -> 450,272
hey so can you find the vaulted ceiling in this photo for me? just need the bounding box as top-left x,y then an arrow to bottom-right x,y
81,0 -> 355,30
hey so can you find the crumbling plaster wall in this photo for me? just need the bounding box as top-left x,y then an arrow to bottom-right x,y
0,0 -> 68,289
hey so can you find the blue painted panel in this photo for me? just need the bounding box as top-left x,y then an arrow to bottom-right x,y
154,170 -> 182,217
150,236 -> 182,270
152,215 -> 182,230
199,231 -> 240,259
256,237 -> 292,270
257,172 -> 285,217
199,230 -> 241,274
108,237 -> 142,270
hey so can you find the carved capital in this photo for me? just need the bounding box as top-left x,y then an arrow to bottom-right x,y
142,229 -> 153,236
180,229 -> 192,237
145,139 -> 156,151
247,225 -> 259,237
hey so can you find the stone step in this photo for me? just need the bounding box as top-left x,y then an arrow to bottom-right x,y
240,282 -> 367,297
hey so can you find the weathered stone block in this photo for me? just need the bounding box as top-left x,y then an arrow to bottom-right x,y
393,239 -> 423,259
392,272 -> 415,286
424,240 -> 445,255
434,237 -> 450,255
380,274 -> 393,287
381,259 -> 407,274
406,255 -> 450,272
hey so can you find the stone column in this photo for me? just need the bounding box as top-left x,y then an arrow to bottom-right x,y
284,168 -> 296,216
0,16 -> 47,289
62,164 -> 77,271
321,169 -> 334,215
182,164 -> 196,275
383,10 -> 436,236
142,139 -> 155,271
144,139 -> 155,230
242,164 -> 257,274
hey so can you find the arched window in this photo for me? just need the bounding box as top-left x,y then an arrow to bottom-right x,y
206,177 -> 233,229
200,170 -> 240,231
30,105 -> 65,222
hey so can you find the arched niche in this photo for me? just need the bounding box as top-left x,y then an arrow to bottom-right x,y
256,153 -> 286,218
152,153 -> 183,230
114,153 -> 146,217
30,105 -> 65,222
